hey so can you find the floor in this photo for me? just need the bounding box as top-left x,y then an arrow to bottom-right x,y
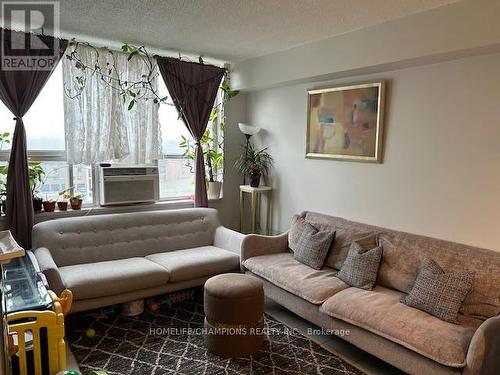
265,298 -> 406,375
65,299 -> 406,375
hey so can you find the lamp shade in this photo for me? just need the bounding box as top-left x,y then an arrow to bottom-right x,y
238,123 -> 261,136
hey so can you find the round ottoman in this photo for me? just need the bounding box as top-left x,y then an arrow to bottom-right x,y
204,273 -> 264,357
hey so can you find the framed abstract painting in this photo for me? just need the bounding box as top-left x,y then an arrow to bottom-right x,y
306,81 -> 385,163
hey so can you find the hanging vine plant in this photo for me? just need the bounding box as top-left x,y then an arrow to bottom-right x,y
64,39 -> 238,112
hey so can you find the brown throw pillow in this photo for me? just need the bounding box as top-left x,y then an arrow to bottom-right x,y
336,242 -> 383,290
293,222 -> 335,269
403,258 -> 473,323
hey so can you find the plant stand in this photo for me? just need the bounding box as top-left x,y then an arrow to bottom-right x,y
239,185 -> 272,235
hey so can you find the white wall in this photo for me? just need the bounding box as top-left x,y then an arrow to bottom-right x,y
212,93 -> 246,230
244,53 -> 500,251
233,0 -> 500,91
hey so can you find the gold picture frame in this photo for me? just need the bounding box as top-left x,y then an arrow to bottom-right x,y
306,81 -> 385,163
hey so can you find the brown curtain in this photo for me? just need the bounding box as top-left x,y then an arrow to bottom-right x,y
0,28 -> 67,248
156,57 -> 225,207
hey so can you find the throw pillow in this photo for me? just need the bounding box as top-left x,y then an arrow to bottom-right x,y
293,222 -> 335,269
336,242 -> 383,290
403,258 -> 474,323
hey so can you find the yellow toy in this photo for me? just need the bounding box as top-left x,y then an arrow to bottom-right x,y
7,289 -> 73,375
86,328 -> 96,338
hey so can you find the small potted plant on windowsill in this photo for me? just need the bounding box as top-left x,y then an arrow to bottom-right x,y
56,200 -> 68,211
42,199 -> 56,212
234,143 -> 273,188
32,192 -> 43,212
57,189 -> 69,211
59,187 -> 84,210
28,160 -> 45,212
69,194 -> 84,210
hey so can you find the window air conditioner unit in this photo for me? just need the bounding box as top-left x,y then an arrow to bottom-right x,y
98,164 -> 159,206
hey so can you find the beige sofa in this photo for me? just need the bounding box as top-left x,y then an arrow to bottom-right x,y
241,211 -> 500,375
33,208 -> 244,313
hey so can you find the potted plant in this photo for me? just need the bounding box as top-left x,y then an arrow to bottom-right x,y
26,160 -> 45,211
234,143 -> 273,188
42,199 -> 56,212
57,188 -> 69,211
57,200 -> 68,211
179,122 -> 224,200
60,187 -> 84,210
0,133 -> 46,212
69,193 -> 84,210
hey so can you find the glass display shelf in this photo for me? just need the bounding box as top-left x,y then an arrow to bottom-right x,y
1,253 -> 52,314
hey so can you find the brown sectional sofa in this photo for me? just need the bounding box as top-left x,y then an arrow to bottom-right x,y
241,211 -> 500,375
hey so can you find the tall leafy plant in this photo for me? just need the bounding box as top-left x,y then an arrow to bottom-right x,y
179,120 -> 223,182
234,142 -> 274,180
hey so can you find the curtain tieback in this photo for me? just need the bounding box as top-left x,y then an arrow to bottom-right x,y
13,116 -> 21,120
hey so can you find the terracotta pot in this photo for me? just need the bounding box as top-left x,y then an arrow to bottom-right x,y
33,198 -> 43,212
57,201 -> 68,211
42,201 -> 56,212
70,198 -> 83,210
207,181 -> 222,200
249,174 -> 261,188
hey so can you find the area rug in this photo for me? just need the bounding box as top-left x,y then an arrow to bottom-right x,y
70,298 -> 365,375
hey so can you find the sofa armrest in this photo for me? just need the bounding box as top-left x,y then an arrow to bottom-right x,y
214,226 -> 245,255
34,247 -> 65,295
464,314 -> 500,375
241,232 -> 289,264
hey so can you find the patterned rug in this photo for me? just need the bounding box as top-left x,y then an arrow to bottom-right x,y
70,297 -> 365,375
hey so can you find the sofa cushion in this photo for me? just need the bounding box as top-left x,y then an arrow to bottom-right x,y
146,246 -> 240,283
320,286 -> 482,367
293,222 -> 335,269
60,257 -> 170,300
403,258 -> 474,323
243,253 -> 348,304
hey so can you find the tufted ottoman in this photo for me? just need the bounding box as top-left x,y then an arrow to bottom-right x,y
204,273 -> 264,357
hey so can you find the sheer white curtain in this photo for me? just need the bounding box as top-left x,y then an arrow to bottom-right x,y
63,44 -> 161,165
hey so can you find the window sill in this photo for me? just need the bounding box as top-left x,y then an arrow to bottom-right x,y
0,197 -> 223,226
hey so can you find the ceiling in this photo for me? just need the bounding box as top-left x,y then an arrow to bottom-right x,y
56,0 -> 460,62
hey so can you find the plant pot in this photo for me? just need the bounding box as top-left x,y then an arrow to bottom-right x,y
57,201 -> 68,211
249,174 -> 261,188
207,181 -> 222,200
42,201 -> 56,212
70,198 -> 83,210
33,198 -> 43,212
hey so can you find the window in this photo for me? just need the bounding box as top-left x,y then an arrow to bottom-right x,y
157,79 -> 195,200
0,64 -> 93,205
0,61 -> 223,207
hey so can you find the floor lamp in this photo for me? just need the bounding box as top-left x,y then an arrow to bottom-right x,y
238,123 -> 261,185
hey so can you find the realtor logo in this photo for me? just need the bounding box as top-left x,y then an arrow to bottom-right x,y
1,1 -> 61,70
